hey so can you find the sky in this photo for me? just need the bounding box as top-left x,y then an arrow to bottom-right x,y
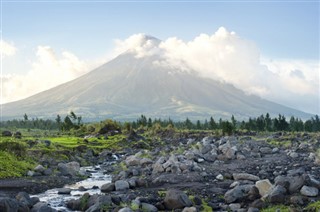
1,0 -> 319,115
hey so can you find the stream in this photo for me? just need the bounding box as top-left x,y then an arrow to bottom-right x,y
32,163 -> 113,211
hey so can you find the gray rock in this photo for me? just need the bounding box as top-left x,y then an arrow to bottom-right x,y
268,185 -> 286,203
127,178 -> 136,188
118,208 -> 133,212
300,185 -> 319,197
152,163 -> 164,174
203,153 -> 217,162
255,179 -> 273,197
43,168 -> 53,176
164,189 -> 192,210
229,203 -> 241,211
27,170 -> 34,177
16,192 -> 32,208
289,152 -> 299,158
31,202 -> 56,212
260,147 -> 272,154
182,206 -> 197,212
140,158 -> 153,166
275,175 -> 304,193
233,173 -> 260,181
216,174 -> 224,181
272,148 -> 279,153
141,203 -> 158,212
200,144 -> 212,154
224,185 -> 254,203
58,161 -> 80,176
101,183 -> 115,192
34,165 -> 45,173
115,180 -> 130,191
0,197 -> 19,211
57,188 -> 71,194
125,155 -> 141,166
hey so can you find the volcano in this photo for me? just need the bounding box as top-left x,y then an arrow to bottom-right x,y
2,37 -> 311,121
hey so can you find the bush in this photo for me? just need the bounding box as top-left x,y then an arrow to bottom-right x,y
0,140 -> 27,157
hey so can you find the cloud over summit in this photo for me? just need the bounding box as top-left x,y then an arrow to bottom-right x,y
114,27 -> 319,114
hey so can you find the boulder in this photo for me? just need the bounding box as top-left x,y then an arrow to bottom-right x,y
140,158 -> 153,166
2,131 -> 12,137
16,192 -> 33,208
233,173 -> 260,181
164,189 -> 192,210
57,188 -> 71,195
300,185 -> 319,197
224,185 -> 254,203
255,179 -> 273,197
31,202 -> 56,212
267,185 -> 287,203
182,206 -> 197,212
141,203 -> 158,212
58,161 -> 80,176
115,180 -> 130,191
125,155 -> 140,166
101,183 -> 115,193
0,197 -> 19,212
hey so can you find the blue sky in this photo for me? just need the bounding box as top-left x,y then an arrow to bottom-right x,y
1,0 -> 319,114
2,1 -> 319,60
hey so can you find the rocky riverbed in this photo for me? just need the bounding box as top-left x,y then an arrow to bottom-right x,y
1,131 -> 320,211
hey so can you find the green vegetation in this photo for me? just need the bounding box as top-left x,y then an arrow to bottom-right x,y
0,151 -> 34,178
305,201 -> 320,211
261,205 -> 291,212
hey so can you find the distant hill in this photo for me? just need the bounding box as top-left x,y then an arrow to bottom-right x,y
2,39 -> 312,121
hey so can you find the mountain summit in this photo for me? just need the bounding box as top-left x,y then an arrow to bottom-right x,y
2,45 -> 311,121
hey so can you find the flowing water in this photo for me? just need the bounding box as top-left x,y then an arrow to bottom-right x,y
32,163 -> 113,211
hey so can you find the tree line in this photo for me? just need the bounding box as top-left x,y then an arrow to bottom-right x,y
131,114 -> 320,133
1,112 -> 319,133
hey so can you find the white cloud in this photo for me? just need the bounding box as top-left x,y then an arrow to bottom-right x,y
1,46 -> 96,104
114,28 -> 319,114
0,40 -> 17,57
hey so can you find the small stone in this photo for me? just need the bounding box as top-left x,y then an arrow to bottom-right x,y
216,174 -> 224,181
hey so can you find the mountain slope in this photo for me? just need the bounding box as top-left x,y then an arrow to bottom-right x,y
2,51 -> 312,121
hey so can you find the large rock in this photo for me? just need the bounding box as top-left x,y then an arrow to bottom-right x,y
233,173 -> 260,181
164,189 -> 192,210
16,192 -> 33,208
125,155 -> 141,166
255,179 -> 273,197
58,161 -> 80,176
2,131 -> 12,137
267,185 -> 287,203
224,185 -> 254,203
0,197 -> 19,212
275,175 -> 305,194
115,180 -> 130,191
31,202 -> 56,212
57,188 -> 72,194
101,183 -> 115,193
300,186 -> 319,197
141,203 -> 158,212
